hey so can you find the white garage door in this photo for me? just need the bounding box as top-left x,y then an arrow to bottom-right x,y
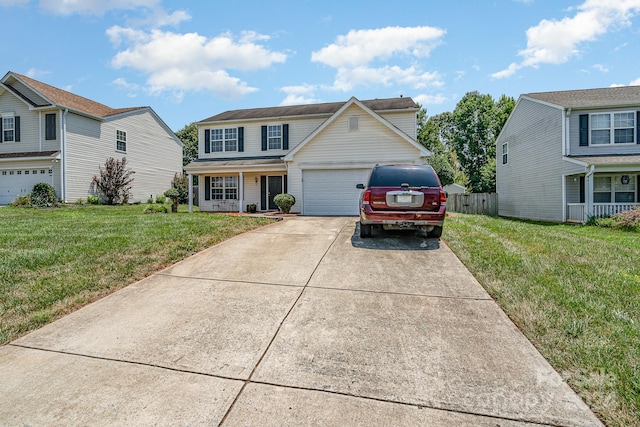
0,169 -> 51,205
302,169 -> 371,215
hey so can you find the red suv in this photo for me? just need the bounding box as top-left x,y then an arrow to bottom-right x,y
356,164 -> 446,238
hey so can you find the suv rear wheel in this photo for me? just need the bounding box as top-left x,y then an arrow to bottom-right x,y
430,226 -> 443,238
359,222 -> 372,238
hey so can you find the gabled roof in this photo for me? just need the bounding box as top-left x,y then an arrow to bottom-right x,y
198,96 -> 417,123
1,71 -> 146,119
284,96 -> 429,160
524,86 -> 640,109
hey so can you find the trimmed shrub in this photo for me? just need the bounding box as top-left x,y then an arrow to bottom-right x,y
30,182 -> 57,208
164,188 -> 179,213
74,198 -> 85,205
171,172 -> 189,204
143,204 -> 168,214
10,195 -> 31,207
87,195 -> 101,205
147,195 -> 154,204
274,193 -> 295,214
155,194 -> 166,204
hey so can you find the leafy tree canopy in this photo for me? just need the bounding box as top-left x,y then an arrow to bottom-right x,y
175,122 -> 198,167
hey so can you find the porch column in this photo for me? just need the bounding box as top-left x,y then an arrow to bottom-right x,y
188,172 -> 193,213
585,165 -> 595,223
239,172 -> 244,214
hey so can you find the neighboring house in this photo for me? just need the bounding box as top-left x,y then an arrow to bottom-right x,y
496,86 -> 640,223
0,71 -> 182,204
185,96 -> 430,215
444,183 -> 466,194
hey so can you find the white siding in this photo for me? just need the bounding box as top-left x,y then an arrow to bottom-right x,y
497,98 -> 583,222
288,104 -> 423,214
0,92 -> 60,154
378,110 -> 416,139
65,110 -> 182,203
569,107 -> 640,156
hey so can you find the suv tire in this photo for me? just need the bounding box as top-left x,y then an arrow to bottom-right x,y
430,226 -> 443,238
359,222 -> 372,238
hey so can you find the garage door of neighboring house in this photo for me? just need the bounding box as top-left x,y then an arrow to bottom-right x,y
0,169 -> 52,205
302,169 -> 370,215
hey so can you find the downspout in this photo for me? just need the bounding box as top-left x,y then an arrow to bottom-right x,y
188,172 -> 193,213
239,171 -> 244,213
61,108 -> 67,202
584,164 -> 595,223
38,111 -> 42,152
563,108 -> 571,156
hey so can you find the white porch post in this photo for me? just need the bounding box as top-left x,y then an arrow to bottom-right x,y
239,172 -> 244,213
585,165 -> 595,222
188,172 -> 193,213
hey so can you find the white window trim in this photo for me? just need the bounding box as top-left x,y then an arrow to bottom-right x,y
589,111 -> 636,146
210,175 -> 238,200
348,115 -> 359,132
502,142 -> 508,164
116,129 -> 127,153
2,113 -> 16,143
210,127 -> 239,153
593,174 -> 637,203
267,124 -> 282,150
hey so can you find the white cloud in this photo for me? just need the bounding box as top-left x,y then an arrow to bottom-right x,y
279,84 -> 320,106
311,26 -> 445,93
108,27 -> 287,99
24,68 -> 50,78
492,0 -> 640,78
593,63 -> 609,72
631,77 -> 640,85
39,0 -> 158,15
414,93 -> 447,106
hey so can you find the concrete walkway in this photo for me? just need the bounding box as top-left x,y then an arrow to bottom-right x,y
1,217 -> 602,426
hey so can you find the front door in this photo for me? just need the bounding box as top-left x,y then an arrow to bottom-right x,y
268,176 -> 283,210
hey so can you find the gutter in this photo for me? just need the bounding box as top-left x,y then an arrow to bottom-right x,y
61,108 -> 68,202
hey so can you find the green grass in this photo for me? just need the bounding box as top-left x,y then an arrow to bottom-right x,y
0,204 -> 272,345
443,214 -> 640,426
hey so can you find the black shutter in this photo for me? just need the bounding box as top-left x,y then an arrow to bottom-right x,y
45,113 -> 56,140
260,176 -> 267,210
204,176 -> 211,201
579,176 -> 585,204
579,114 -> 588,146
284,175 -> 288,194
0,118 -> 3,143
261,126 -> 267,151
15,116 -> 20,142
238,127 -> 244,152
204,129 -> 211,153
283,124 -> 289,150
637,111 -> 640,144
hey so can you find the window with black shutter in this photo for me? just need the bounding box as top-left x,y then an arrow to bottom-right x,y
45,113 -> 56,140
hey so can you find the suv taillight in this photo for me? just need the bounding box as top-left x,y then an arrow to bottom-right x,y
440,190 -> 447,203
362,189 -> 371,205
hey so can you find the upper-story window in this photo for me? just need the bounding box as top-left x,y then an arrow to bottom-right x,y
45,113 -> 56,140
204,127 -> 243,153
590,112 -> 635,145
502,142 -> 508,164
261,124 -> 289,151
268,125 -> 282,149
116,130 -> 127,152
1,115 -> 20,143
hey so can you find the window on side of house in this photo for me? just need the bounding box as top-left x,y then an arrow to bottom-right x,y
502,142 -> 508,164
45,113 -> 56,140
116,130 -> 127,152
209,128 -> 239,153
224,128 -> 237,151
211,176 -> 224,199
590,112 -> 635,145
211,129 -> 224,152
267,125 -> 282,150
593,176 -> 612,202
2,116 -> 15,142
209,176 -> 238,200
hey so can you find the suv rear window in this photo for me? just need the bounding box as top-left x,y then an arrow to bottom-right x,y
369,165 -> 440,187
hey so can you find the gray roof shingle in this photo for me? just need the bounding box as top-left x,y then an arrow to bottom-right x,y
198,97 -> 417,123
525,86 -> 640,109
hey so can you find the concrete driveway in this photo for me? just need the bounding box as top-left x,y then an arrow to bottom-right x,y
1,217 -> 602,426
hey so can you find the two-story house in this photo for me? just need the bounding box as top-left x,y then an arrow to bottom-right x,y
0,71 -> 182,204
496,86 -> 640,223
185,96 -> 431,215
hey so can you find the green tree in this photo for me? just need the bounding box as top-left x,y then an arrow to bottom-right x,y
175,122 -> 198,167
451,92 -> 514,192
477,157 -> 496,193
416,107 -> 455,186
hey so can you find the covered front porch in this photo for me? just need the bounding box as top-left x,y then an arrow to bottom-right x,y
184,158 -> 288,214
564,155 -> 640,223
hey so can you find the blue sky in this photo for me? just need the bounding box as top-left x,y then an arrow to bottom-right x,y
2,0 -> 640,131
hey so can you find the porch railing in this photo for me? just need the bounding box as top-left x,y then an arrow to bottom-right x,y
567,203 -> 640,222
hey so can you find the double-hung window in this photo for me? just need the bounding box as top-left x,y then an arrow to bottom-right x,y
502,142 -> 508,164
590,112 -> 635,145
116,130 -> 127,152
45,113 -> 56,140
211,176 -> 224,199
594,175 -> 637,203
2,116 -> 15,142
224,176 -> 238,199
267,125 -> 282,150
208,176 -> 238,200
209,128 -> 238,152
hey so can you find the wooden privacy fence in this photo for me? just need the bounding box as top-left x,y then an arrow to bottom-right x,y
447,193 -> 498,216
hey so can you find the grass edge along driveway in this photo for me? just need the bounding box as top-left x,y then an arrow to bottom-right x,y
443,213 -> 639,427
0,204 -> 273,345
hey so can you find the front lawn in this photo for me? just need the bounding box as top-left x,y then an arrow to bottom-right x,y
0,205 -> 272,345
443,214 -> 640,427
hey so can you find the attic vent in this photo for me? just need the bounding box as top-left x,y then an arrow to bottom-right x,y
349,115 -> 359,131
